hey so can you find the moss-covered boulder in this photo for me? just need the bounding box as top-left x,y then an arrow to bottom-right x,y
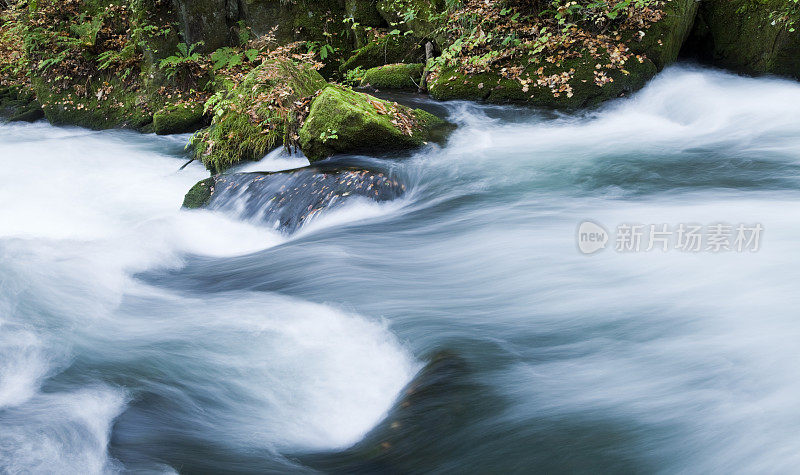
430,47 -> 657,108
340,35 -> 424,73
182,177 -> 215,209
191,59 -> 327,173
298,85 -> 450,161
360,63 -> 424,90
32,77 -> 156,130
625,0 -> 699,70
426,0 -> 694,107
153,102 -> 206,135
0,86 -> 43,122
689,0 -> 800,79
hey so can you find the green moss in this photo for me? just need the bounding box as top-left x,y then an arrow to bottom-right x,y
130,0 -> 181,79
428,68 -> 498,102
340,35 -> 424,73
298,85 -> 450,161
692,0 -> 800,79
182,177 -> 215,209
153,101 -> 206,135
192,59 -> 327,174
624,0 -> 699,70
430,47 -> 657,109
360,63 -> 424,90
32,76 -> 156,130
0,85 -> 43,122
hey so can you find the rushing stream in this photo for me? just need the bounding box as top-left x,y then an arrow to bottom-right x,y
2,65 -> 800,473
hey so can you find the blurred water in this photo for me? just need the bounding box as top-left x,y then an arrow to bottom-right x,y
2,65 -> 800,473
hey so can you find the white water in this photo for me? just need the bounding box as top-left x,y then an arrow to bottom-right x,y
2,66 -> 800,472
0,124 -> 417,472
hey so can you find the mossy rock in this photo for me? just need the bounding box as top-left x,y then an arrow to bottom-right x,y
620,0 -> 699,70
429,47 -> 657,108
360,63 -> 424,90
690,0 -> 800,79
172,0 -> 230,52
298,85 -> 451,161
154,102 -> 206,135
340,35 -> 424,73
192,59 -> 327,174
0,86 -> 43,122
31,77 -> 156,130
182,177 -> 215,209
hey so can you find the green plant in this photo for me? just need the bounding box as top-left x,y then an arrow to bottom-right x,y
69,12 -> 104,47
159,41 -> 202,83
343,65 -> 365,85
307,40 -> 335,61
319,128 -> 338,142
770,0 -> 800,32
209,46 -> 260,71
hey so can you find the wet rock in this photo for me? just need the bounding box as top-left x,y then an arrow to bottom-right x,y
301,350 -> 484,473
182,165 -> 406,233
182,177 -> 215,209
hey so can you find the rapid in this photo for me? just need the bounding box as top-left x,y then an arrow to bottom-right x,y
2,65 -> 800,473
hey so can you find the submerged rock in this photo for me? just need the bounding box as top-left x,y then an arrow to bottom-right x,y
182,166 -> 406,233
302,350 -> 485,473
298,85 -> 451,161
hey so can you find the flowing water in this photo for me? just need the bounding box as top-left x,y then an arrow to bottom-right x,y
2,65 -> 800,473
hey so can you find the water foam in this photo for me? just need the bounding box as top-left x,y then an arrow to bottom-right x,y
0,121 -> 418,471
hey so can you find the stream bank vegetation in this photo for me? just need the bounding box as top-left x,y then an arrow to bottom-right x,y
1,0 -> 799,171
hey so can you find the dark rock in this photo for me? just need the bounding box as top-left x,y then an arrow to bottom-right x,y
301,350 -> 483,473
182,165 -> 407,233
688,0 -> 800,79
